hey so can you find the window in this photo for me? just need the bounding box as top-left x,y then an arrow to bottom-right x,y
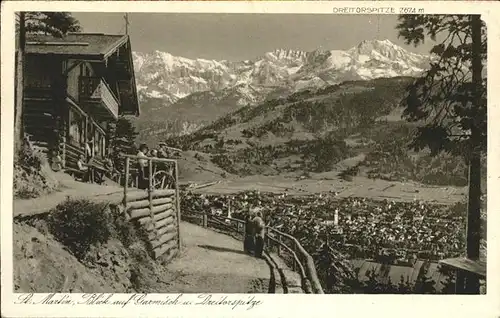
68,107 -> 85,146
79,63 -> 91,77
91,124 -> 107,158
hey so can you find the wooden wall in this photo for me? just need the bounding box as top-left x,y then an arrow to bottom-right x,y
125,189 -> 180,262
23,55 -> 110,165
24,55 -> 63,154
23,99 -> 58,151
25,55 -> 54,91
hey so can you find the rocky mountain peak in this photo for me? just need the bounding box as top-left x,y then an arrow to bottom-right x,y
133,39 -> 430,107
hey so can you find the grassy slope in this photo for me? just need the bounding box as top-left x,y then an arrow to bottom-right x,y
165,75 -> 485,189
168,77 -> 417,176
134,84 -> 284,143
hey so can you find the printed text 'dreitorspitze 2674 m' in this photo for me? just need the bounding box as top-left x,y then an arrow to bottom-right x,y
332,7 -> 425,14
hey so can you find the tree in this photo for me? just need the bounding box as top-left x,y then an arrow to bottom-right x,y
15,12 -> 81,161
108,116 -> 139,171
313,241 -> 356,293
396,15 -> 486,155
396,15 -> 486,294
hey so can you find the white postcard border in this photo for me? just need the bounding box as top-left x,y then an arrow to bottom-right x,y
1,2 -> 500,318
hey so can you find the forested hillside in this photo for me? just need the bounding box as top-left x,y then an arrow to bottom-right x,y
160,76 -> 483,188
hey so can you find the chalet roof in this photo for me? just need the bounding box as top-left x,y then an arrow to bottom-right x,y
26,33 -> 128,59
26,33 -> 140,117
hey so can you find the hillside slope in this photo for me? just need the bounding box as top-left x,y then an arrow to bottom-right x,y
160,75 -> 482,189
14,209 -> 269,293
166,77 -> 413,177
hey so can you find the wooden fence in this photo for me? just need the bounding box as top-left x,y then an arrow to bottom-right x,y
121,154 -> 181,261
266,227 -> 324,294
196,213 -> 324,294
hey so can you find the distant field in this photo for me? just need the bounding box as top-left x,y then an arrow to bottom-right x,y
186,174 -> 467,206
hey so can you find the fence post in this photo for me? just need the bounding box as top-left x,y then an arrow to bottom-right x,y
292,244 -> 297,271
148,159 -> 158,254
203,213 -> 208,228
265,230 -> 270,251
278,234 -> 282,256
123,157 -> 130,207
175,161 -> 182,253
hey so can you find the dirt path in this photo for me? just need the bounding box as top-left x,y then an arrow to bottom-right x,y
13,180 -> 125,218
13,172 -> 154,218
163,222 -> 271,293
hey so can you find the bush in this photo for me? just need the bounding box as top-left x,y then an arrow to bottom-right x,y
18,140 -> 43,171
14,139 -> 59,199
47,199 -> 112,259
212,154 -> 236,173
110,207 -> 150,248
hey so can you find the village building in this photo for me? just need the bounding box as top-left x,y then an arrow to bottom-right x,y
23,32 -> 140,174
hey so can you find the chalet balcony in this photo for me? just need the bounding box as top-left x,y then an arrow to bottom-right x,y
79,76 -> 119,120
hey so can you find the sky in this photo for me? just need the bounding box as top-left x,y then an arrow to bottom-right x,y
71,13 -> 439,61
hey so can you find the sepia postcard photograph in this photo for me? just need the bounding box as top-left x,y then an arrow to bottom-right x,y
1,1 -> 499,318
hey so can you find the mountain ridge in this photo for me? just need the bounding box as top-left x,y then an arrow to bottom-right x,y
133,39 -> 431,105
132,39 -> 431,139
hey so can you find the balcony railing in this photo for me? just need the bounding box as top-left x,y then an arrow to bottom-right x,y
79,76 -> 119,119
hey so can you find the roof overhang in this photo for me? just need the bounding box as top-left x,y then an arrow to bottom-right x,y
25,52 -> 105,61
26,33 -> 140,118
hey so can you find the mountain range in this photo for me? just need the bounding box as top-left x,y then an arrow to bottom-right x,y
131,39 -> 431,138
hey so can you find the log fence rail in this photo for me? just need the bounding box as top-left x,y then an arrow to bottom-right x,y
195,213 -> 324,294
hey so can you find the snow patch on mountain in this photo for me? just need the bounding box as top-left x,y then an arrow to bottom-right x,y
133,39 -> 431,107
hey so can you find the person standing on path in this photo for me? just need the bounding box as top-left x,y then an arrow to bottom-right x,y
253,212 -> 266,258
244,214 -> 255,255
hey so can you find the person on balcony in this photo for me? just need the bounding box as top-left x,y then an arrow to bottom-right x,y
137,144 -> 149,190
253,211 -> 266,258
150,149 -> 158,158
147,148 -> 161,179
155,145 -> 172,183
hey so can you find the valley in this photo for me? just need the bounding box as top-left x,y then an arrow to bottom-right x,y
160,76 -> 479,195
130,39 -> 478,197
130,38 -> 483,199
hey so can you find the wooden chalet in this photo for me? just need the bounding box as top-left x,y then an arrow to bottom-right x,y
23,33 -> 140,173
